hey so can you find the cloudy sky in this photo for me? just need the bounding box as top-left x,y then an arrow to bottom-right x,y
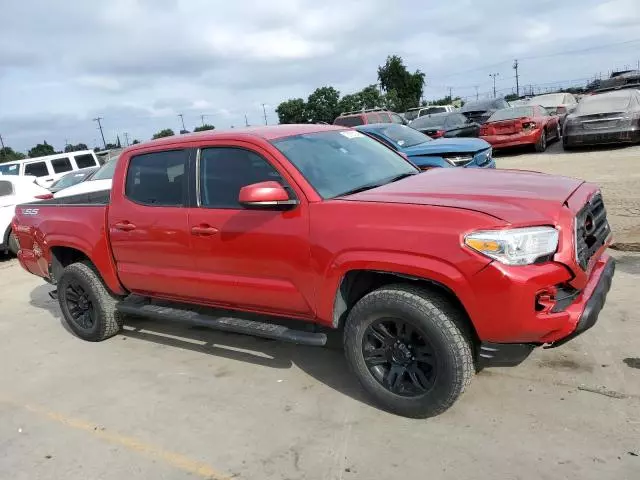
1,0 -> 639,152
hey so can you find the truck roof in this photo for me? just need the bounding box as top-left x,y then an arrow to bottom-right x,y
129,124 -> 346,152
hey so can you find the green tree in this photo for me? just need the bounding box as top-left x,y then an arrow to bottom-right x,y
377,55 -> 425,112
306,86 -> 340,123
105,143 -> 119,149
276,98 -> 307,124
0,147 -> 26,162
504,93 -> 519,102
152,128 -> 175,139
194,124 -> 215,132
28,141 -> 56,158
132,139 -> 140,145
64,143 -> 89,153
358,85 -> 384,110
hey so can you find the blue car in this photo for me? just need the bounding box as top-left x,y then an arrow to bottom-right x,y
355,123 -> 495,170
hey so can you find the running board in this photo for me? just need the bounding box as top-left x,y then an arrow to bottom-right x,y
115,299 -> 327,347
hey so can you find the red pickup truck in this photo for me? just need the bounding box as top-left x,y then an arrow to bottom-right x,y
13,124 -> 615,418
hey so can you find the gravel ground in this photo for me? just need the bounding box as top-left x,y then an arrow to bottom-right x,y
494,141 -> 640,249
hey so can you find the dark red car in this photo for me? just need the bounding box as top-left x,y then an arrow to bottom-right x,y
13,125 -> 614,418
480,105 -> 561,152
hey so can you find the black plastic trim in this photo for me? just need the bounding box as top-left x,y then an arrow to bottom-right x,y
477,342 -> 536,367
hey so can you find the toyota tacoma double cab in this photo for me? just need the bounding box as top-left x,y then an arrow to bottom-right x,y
13,125 -> 615,418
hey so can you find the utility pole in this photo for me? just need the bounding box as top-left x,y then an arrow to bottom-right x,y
178,114 -> 186,132
0,133 -> 5,149
200,114 -> 206,126
448,86 -> 452,101
513,59 -> 520,97
92,117 -> 107,149
489,73 -> 499,98
474,86 -> 479,101
123,132 -> 129,146
262,104 -> 268,125
245,114 -> 249,127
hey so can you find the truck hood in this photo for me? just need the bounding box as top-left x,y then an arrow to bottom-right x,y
343,168 -> 584,224
402,138 -> 490,156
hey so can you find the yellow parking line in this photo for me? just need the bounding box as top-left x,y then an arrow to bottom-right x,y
1,397 -> 232,480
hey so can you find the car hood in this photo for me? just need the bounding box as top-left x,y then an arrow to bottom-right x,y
53,179 -> 113,198
402,138 -> 490,156
342,168 -> 584,224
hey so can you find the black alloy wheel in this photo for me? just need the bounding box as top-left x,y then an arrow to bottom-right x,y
362,318 -> 437,397
64,281 -> 96,332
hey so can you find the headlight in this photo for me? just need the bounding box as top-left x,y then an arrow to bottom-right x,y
464,226 -> 559,265
443,155 -> 473,166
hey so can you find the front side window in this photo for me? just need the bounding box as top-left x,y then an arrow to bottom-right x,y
199,148 -> 284,209
272,130 -> 417,199
24,161 -> 49,177
125,150 -> 187,206
0,180 -> 13,196
51,157 -> 73,173
74,153 -> 98,169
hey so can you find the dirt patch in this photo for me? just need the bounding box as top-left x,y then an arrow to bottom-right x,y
623,358 -> 640,369
537,357 -> 593,373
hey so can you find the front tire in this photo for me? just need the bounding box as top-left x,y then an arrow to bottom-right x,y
535,130 -> 547,152
7,230 -> 19,255
343,285 -> 474,418
57,262 -> 123,341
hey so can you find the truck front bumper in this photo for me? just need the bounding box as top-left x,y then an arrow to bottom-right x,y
477,255 -> 615,367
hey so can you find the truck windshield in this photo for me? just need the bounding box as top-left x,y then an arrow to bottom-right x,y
0,163 -> 20,176
272,130 -> 418,199
91,157 -> 118,181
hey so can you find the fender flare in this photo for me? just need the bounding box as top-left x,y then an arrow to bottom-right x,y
317,250 -> 478,327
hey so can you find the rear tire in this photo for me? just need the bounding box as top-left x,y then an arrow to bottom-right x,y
7,230 -> 19,255
343,284 -> 474,418
535,130 -> 547,152
57,262 -> 123,341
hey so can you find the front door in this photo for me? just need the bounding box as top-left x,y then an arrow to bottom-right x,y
108,148 -> 195,299
187,144 -> 313,317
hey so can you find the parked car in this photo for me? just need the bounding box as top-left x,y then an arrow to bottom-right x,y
460,98 -> 510,124
333,108 -> 405,127
0,150 -> 100,188
13,125 -> 615,418
356,123 -> 493,169
409,112 -> 480,138
1,176 -> 52,255
48,167 -> 99,193
53,156 -> 118,198
479,105 -> 561,152
528,92 -> 578,128
593,70 -> 640,93
404,105 -> 456,121
563,89 -> 640,149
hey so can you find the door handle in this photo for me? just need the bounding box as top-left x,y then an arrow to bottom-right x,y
191,225 -> 219,236
114,221 -> 136,231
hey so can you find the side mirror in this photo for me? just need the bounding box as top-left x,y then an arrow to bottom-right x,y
238,181 -> 297,209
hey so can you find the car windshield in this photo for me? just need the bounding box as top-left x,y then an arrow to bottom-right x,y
272,130 -> 418,199
460,100 -> 495,112
50,170 -> 93,189
91,157 -> 118,180
371,124 -> 431,148
0,163 -> 20,176
575,92 -> 632,115
488,106 -> 535,121
410,114 -> 448,129
531,93 -> 566,107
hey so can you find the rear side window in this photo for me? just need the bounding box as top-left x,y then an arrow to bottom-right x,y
24,161 -> 49,177
74,153 -> 97,169
125,150 -> 187,206
0,180 -> 13,196
51,157 -> 73,173
390,113 -> 404,124
199,147 -> 284,209
376,112 -> 391,123
334,115 -> 364,127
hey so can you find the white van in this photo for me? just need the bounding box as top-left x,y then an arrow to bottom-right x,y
0,150 -> 100,188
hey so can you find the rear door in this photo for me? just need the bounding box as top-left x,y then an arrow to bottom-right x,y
108,148 -> 195,298
186,142 -> 313,316
24,160 -> 54,186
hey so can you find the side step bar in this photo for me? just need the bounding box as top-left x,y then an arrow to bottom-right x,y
115,299 -> 327,347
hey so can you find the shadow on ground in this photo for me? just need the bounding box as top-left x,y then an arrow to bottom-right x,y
492,139 -> 636,158
28,283 -> 375,408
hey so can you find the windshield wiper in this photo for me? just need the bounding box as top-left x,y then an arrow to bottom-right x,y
337,172 -> 418,198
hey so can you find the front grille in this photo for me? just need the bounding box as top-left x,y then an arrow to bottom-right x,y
575,192 -> 610,270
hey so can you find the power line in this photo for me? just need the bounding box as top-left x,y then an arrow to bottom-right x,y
92,117 -> 106,149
